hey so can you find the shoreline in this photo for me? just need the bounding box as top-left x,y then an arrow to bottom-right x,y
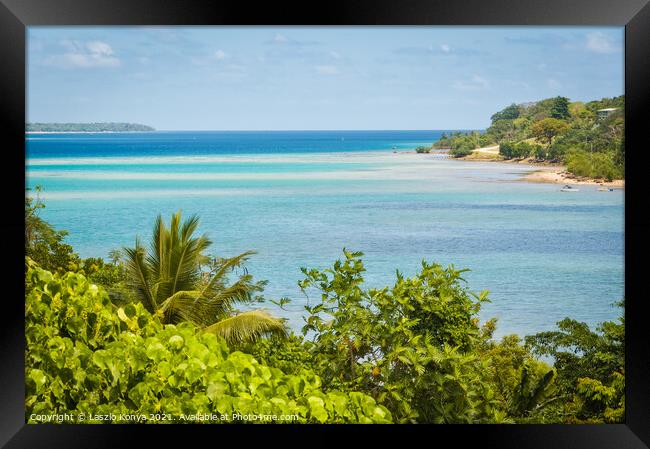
520,166 -> 624,188
432,148 -> 625,189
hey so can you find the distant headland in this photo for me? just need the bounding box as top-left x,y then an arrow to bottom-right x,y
26,122 -> 155,133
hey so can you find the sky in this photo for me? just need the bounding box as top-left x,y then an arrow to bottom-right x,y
27,26 -> 624,130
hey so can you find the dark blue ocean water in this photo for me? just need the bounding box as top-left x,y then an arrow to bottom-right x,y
26,130 -> 448,159
26,130 -> 624,339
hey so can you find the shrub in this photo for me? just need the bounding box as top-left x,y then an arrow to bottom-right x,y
449,142 -> 475,158
534,145 -> 547,160
25,187 -> 80,274
565,151 -> 622,181
499,142 -> 516,159
415,146 -> 431,154
526,303 -> 625,423
298,249 -> 502,423
513,142 -> 533,159
25,262 -> 392,424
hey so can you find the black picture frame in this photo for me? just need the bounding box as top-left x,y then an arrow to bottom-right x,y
2,0 -> 649,447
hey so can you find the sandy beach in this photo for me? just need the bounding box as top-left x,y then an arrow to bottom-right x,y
521,166 -> 624,188
441,146 -> 625,189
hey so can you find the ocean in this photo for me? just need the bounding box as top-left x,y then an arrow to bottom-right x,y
25,130 -> 624,339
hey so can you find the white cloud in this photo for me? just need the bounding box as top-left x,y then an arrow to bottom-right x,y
191,49 -> 233,66
547,78 -> 562,90
440,44 -> 451,53
586,32 -> 619,54
85,41 -> 114,56
315,65 -> 340,75
44,40 -> 120,68
452,74 -> 489,91
273,33 -> 288,44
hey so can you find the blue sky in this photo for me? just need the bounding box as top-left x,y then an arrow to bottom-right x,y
27,27 -> 624,130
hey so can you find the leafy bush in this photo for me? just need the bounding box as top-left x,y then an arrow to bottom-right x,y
501,141 -> 542,160
26,187 -> 80,274
449,142 -> 475,158
490,103 -> 520,122
526,302 -> 624,423
513,142 -> 533,159
25,262 -> 392,424
297,249 -> 503,423
565,151 -> 622,181
499,142 -> 516,159
415,146 -> 431,154
435,131 -> 493,154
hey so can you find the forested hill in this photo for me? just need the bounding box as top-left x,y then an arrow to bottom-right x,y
26,122 -> 155,132
433,95 -> 624,180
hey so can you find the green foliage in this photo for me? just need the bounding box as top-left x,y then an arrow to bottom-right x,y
27,122 -> 155,132
25,263 -> 392,424
478,333 -> 559,422
415,146 -> 431,154
499,142 -> 516,159
549,96 -> 570,120
297,249 -> 501,423
565,150 -> 622,181
25,187 -> 81,274
124,211 -> 286,344
244,334 -> 315,376
24,198 -> 626,425
487,120 -> 520,142
434,131 -> 494,155
499,141 -> 540,159
530,118 -> 570,146
449,142 -> 475,158
480,95 -> 624,179
585,96 -> 625,114
490,103 -> 521,122
525,302 -> 624,423
534,145 -> 547,160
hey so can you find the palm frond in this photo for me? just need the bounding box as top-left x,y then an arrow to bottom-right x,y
202,309 -> 287,344
211,274 -> 264,308
156,289 -> 231,326
148,214 -> 166,288
170,235 -> 209,295
123,239 -> 157,313
527,369 -> 556,410
199,250 -> 256,297
124,212 -> 275,343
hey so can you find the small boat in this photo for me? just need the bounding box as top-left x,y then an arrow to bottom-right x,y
597,185 -> 614,192
560,184 -> 580,192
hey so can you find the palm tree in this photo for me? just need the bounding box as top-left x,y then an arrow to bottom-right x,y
123,211 -> 286,344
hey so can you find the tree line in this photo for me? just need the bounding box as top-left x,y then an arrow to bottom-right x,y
27,122 -> 155,132
429,96 -> 624,181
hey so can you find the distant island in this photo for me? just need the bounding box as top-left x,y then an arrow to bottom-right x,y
26,122 -> 155,133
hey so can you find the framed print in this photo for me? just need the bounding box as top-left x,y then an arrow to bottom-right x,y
2,0 -> 649,447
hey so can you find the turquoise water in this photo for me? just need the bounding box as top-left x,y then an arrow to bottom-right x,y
26,131 -> 624,339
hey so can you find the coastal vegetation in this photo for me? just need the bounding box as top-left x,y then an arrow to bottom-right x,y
432,96 -> 624,180
24,193 -> 624,424
26,122 -> 155,132
123,212 -> 286,344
